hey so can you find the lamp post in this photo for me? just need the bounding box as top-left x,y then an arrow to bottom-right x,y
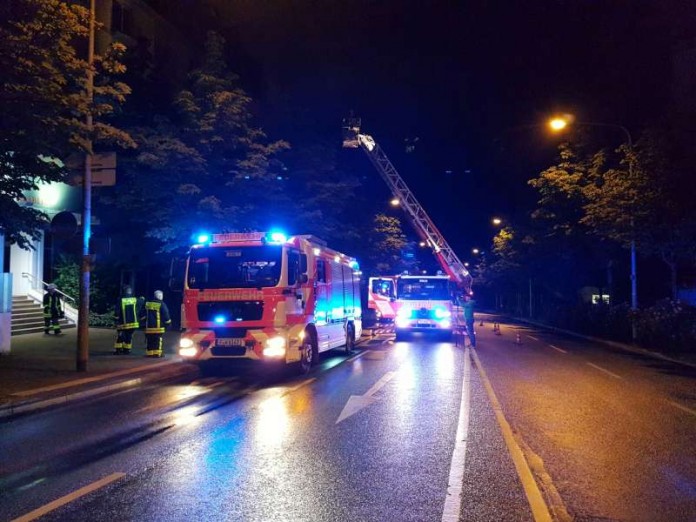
549,115 -> 638,341
77,0 -> 95,371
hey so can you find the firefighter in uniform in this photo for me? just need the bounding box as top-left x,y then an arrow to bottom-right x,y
43,284 -> 63,335
140,290 -> 171,358
114,286 -> 142,355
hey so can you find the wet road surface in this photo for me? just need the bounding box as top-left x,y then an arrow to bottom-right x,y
1,318 -> 695,521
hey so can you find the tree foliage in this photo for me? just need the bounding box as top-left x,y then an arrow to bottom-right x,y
110,31 -> 289,252
364,213 -> 415,275
0,0 -> 132,248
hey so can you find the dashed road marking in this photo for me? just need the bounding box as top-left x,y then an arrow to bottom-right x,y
283,378 -> 316,394
471,349 -> 553,522
586,362 -> 622,379
11,472 -> 126,522
346,351 -> 367,363
441,347 -> 471,522
666,400 -> 696,417
548,344 -> 567,354
527,335 -> 539,341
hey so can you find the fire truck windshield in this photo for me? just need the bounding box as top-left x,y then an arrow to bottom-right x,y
188,245 -> 282,289
397,278 -> 450,300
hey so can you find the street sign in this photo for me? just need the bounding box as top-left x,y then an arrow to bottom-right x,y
69,169 -> 116,186
91,152 -> 117,170
64,152 -> 117,171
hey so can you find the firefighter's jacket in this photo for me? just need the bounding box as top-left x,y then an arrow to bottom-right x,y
141,299 -> 172,334
115,296 -> 142,330
43,292 -> 63,318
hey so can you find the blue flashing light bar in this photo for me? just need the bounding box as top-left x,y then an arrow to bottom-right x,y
214,315 -> 226,324
267,231 -> 288,243
196,233 -> 211,244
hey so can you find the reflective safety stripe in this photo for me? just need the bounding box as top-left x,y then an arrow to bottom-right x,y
145,327 -> 165,334
117,323 -> 139,330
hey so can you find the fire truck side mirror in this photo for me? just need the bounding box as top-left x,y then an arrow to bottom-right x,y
299,273 -> 309,285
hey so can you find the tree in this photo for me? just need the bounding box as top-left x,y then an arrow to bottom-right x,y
0,0 -> 132,248
365,213 -> 416,275
110,31 -> 288,252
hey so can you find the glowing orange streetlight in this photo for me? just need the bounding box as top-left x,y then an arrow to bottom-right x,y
390,198 -> 400,206
492,217 -> 502,226
548,117 -> 568,131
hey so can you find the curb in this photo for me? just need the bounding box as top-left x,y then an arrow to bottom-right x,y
494,314 -> 696,370
0,360 -> 196,420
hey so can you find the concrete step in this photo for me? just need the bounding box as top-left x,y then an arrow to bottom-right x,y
12,314 -> 44,326
11,321 -> 75,335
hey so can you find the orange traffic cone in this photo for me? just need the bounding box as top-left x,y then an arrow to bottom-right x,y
479,319 -> 484,327
493,323 -> 501,335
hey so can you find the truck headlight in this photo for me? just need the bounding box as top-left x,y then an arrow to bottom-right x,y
180,338 -> 194,348
179,347 -> 198,357
263,336 -> 286,357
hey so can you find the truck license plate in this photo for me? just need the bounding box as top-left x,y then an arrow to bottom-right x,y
216,338 -> 245,347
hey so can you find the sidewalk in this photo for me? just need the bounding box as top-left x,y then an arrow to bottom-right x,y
0,328 -> 187,414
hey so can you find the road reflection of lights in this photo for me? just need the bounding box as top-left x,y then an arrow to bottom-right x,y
435,344 -> 456,378
176,385 -> 210,401
393,343 -> 409,359
172,405 -> 201,427
255,397 -> 290,448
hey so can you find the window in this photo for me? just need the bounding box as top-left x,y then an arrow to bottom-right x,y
287,250 -> 300,285
187,245 -> 282,289
316,259 -> 327,283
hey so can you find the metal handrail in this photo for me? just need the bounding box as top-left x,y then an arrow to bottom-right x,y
21,272 -> 77,304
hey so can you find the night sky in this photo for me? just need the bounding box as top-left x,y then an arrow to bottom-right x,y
158,0 -> 691,261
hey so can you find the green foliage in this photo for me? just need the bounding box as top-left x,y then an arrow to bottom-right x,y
52,256 -> 110,314
0,0 -> 132,248
635,300 -> 696,353
365,214 -> 416,275
110,31 -> 289,252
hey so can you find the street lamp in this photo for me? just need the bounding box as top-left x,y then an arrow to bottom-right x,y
492,217 -> 502,226
548,115 -> 638,341
390,198 -> 400,206
472,248 -> 480,255
548,118 -> 568,131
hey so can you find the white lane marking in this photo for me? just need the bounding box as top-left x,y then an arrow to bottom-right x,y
471,349 -> 553,522
441,347 -> 472,522
667,400 -> 696,417
548,344 -> 568,354
346,351 -> 367,363
284,378 -> 316,394
364,371 -> 396,397
586,362 -> 622,379
527,335 -> 539,341
11,472 -> 126,522
336,371 -> 396,424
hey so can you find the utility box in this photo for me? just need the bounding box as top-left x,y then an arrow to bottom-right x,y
0,273 -> 12,354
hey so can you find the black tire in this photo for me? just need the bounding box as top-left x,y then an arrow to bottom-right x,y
345,323 -> 356,354
298,331 -> 316,374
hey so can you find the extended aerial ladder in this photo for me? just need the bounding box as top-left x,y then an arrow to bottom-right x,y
342,117 -> 472,293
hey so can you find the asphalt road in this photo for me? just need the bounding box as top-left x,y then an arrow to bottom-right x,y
1,318 -> 695,521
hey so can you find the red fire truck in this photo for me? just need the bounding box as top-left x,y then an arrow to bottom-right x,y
367,276 -> 397,322
177,231 -> 362,373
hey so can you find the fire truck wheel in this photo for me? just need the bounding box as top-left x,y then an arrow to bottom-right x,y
299,332 -> 316,374
345,323 -> 356,354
